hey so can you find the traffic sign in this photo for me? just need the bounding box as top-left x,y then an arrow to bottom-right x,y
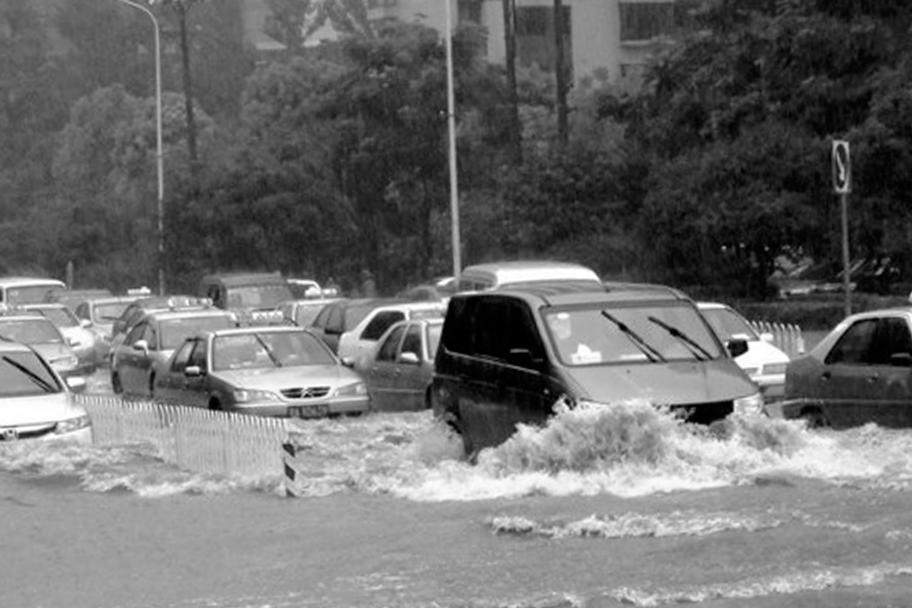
832,140 -> 851,194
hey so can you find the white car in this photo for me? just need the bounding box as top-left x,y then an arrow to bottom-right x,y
336,300 -> 447,365
698,301 -> 790,402
0,340 -> 91,444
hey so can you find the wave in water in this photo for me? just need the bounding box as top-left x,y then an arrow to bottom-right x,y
7,399 -> 912,500
611,562 -> 912,606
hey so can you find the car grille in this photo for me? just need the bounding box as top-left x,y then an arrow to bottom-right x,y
669,400 -> 733,424
281,386 -> 331,399
0,424 -> 56,441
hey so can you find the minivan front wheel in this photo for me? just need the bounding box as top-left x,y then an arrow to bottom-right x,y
800,408 -> 830,430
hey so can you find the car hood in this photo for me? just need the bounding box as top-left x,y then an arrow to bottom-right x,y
563,359 -> 756,405
213,364 -> 359,389
0,392 -> 84,426
736,340 -> 790,369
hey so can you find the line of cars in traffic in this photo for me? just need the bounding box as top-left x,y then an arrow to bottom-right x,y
5,264 -> 909,454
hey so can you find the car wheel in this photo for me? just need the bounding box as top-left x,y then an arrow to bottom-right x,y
111,372 -> 122,395
148,374 -> 156,398
209,399 -> 222,412
800,408 -> 830,430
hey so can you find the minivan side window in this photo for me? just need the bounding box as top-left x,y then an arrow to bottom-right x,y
472,297 -> 543,369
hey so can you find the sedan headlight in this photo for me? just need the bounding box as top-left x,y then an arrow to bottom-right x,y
233,388 -> 281,403
56,414 -> 91,434
733,392 -> 764,416
335,381 -> 367,397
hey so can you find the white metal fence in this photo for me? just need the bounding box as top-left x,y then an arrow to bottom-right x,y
748,320 -> 805,358
77,394 -> 289,478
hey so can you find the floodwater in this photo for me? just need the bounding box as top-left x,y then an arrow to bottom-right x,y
5,372 -> 912,608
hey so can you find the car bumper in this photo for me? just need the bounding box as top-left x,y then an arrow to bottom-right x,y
232,396 -> 371,418
751,374 -> 785,403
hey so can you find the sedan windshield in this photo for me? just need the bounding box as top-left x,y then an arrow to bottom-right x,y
212,331 -> 336,371
29,307 -> 78,328
544,302 -> 724,366
0,319 -> 64,344
0,352 -> 62,396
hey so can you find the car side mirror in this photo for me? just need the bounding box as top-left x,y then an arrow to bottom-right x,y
727,338 -> 749,358
890,352 -> 912,367
399,352 -> 420,365
66,376 -> 86,391
133,339 -> 149,353
184,365 -> 202,377
341,356 -> 355,368
79,319 -> 91,329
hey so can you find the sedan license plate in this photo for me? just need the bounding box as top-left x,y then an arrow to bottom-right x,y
289,404 -> 329,419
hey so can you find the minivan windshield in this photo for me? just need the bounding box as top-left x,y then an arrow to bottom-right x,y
226,284 -> 294,309
544,302 -> 723,366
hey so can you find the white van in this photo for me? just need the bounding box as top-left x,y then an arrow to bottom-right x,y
455,261 -> 602,293
0,277 -> 67,306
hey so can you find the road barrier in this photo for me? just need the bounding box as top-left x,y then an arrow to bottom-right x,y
747,321 -> 805,359
77,395 -> 289,478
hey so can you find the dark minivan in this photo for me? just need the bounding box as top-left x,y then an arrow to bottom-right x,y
430,284 -> 761,457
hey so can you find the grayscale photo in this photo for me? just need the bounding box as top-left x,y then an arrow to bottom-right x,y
4,0 -> 912,606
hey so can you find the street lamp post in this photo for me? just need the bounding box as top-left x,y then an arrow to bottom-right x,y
444,0 -> 461,280
114,0 -> 165,296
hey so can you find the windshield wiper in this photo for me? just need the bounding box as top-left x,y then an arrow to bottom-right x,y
647,316 -> 712,361
2,356 -> 56,393
600,311 -> 664,362
253,334 -> 282,367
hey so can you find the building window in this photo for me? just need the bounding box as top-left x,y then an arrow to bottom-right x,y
619,2 -> 674,42
458,0 -> 482,24
515,5 -> 572,79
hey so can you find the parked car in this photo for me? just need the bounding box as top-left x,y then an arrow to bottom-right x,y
154,326 -> 369,418
286,278 -> 323,299
336,300 -> 446,364
198,272 -> 293,325
430,284 -> 761,457
781,308 -> 912,429
277,298 -> 340,328
0,340 -> 91,444
455,260 -> 603,293
0,277 -> 67,306
73,295 -> 140,366
697,301 -> 790,403
21,302 -> 100,373
109,295 -> 205,354
110,306 -> 235,398
0,311 -> 89,390
356,318 -> 443,412
309,298 -> 396,354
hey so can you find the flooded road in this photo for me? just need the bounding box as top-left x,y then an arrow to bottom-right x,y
4,373 -> 912,607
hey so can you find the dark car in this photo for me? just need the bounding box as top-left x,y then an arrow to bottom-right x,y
781,308 -> 912,429
356,317 -> 443,412
430,284 -> 760,457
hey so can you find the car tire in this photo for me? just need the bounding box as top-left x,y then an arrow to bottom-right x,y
111,372 -> 122,395
800,408 -> 830,430
209,399 -> 222,412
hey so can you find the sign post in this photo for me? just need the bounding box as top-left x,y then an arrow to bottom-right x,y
832,140 -> 852,317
